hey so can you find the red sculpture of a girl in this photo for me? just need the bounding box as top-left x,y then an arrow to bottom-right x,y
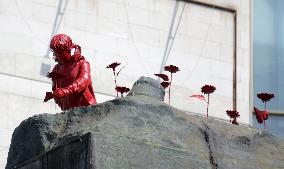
44,34 -> 97,110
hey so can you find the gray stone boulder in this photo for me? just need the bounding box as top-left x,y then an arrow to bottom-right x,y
6,76 -> 284,169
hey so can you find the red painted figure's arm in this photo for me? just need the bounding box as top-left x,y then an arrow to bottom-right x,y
60,61 -> 91,96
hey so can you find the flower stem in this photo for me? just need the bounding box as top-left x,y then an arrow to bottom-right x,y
206,94 -> 210,118
168,86 -> 171,105
264,102 -> 267,129
169,73 -> 173,106
113,70 -> 118,98
264,120 -> 266,129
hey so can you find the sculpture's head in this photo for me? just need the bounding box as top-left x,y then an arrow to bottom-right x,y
50,34 -> 73,64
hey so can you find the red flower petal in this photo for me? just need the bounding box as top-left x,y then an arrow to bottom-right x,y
257,93 -> 274,103
160,81 -> 170,89
154,73 -> 169,81
226,110 -> 240,119
115,86 -> 130,94
106,62 -> 121,71
190,95 -> 206,101
201,85 -> 216,94
253,107 -> 264,123
164,65 -> 180,74
122,87 -> 130,94
262,110 -> 269,120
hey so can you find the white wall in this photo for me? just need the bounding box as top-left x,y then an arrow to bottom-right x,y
0,0 -> 251,168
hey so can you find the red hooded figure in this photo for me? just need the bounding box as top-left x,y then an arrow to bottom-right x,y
45,34 -> 97,110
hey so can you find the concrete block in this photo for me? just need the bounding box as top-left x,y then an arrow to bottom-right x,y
121,58 -> 159,77
31,38 -> 48,57
31,2 -> 57,24
0,146 -> 9,169
172,35 -> 202,54
77,0 -> 100,14
147,46 -> 164,64
0,93 -> 9,128
0,32 -> 32,54
0,50 -> 16,75
124,0 -> 156,11
240,0 -> 250,15
211,10 -> 234,28
180,20 -> 209,40
243,49 -> 250,66
185,3 -> 212,24
154,0 -> 175,15
212,0 -> 241,10
208,25 -> 233,45
30,98 -> 59,115
240,31 -> 249,49
0,15 -> 32,36
237,100 -> 250,124
124,4 -> 150,26
96,17 -> 128,39
212,60 -> 233,80
193,57 -> 213,75
131,24 -> 160,47
237,14 -> 250,32
201,41 -> 220,59
15,53 -> 34,78
30,80 -> 52,99
220,44 -> 234,63
6,94 -> 31,128
184,72 -> 212,91
97,0 -> 119,20
82,32 -> 118,54
0,74 -> 32,97
31,0 -> 58,7
211,77 -> 233,97
0,0 -> 25,17
165,51 -> 199,76
0,129 -> 12,147
116,39 -> 145,60
61,10 -> 94,33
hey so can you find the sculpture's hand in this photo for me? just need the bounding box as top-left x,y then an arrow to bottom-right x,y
53,88 -> 65,98
44,92 -> 54,102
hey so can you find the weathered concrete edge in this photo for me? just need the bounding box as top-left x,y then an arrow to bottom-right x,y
11,132 -> 92,169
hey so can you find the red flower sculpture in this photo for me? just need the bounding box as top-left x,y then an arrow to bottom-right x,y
190,95 -> 206,101
164,65 -> 180,105
226,110 -> 240,125
106,62 -> 123,97
201,85 -> 216,94
154,74 -> 169,81
201,84 -> 216,118
160,81 -> 170,89
154,65 -> 179,105
115,86 -> 130,97
257,93 -> 274,110
254,107 -> 269,128
164,65 -> 180,74
106,62 -> 121,72
226,110 -> 240,119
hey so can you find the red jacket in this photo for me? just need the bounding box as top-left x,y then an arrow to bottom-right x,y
51,57 -> 96,110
